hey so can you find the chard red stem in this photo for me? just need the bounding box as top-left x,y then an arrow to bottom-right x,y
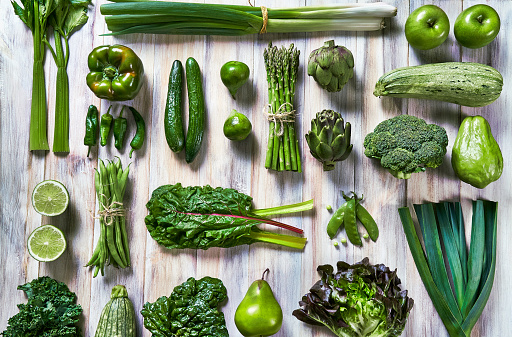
173,211 -> 304,234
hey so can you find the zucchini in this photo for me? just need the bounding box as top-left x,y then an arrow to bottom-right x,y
165,60 -> 185,153
95,285 -> 136,337
373,62 -> 503,107
185,57 -> 205,163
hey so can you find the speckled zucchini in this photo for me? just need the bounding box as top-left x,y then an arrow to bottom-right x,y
373,62 -> 503,107
95,285 -> 136,337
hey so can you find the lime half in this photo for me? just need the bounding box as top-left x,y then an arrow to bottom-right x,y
27,225 -> 67,262
32,180 -> 69,216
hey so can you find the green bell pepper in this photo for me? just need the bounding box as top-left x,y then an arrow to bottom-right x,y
86,45 -> 144,101
451,115 -> 503,189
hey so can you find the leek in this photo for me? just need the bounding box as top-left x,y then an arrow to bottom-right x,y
399,200 -> 497,337
100,1 -> 397,36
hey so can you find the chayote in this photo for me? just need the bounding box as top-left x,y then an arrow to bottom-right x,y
451,116 -> 503,189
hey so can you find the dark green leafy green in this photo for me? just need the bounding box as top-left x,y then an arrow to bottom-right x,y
398,200 -> 497,337
141,276 -> 228,337
1,276 -> 82,337
145,183 -> 312,250
292,258 -> 414,337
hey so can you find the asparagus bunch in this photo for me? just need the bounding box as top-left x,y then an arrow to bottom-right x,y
264,42 -> 301,172
87,158 -> 130,277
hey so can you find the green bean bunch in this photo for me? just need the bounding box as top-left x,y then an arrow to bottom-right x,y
86,158 -> 130,277
327,192 -> 379,246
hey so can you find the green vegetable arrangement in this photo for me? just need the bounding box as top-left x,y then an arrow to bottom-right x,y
363,114 -> 448,179
399,200 -> 498,337
1,276 -> 82,337
11,0 -> 90,151
86,158 -> 131,277
145,183 -> 313,250
264,43 -> 301,172
293,258 -> 414,337
100,1 -> 397,36
141,276 -> 229,337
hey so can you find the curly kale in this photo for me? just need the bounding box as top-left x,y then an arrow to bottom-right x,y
141,276 -> 229,337
293,258 -> 414,337
1,276 -> 82,337
364,114 -> 448,179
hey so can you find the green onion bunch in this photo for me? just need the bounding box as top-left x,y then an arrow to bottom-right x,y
87,158 -> 131,277
264,42 -> 301,172
100,1 -> 397,36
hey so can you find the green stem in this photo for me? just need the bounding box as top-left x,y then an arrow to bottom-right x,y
249,231 -> 306,249
30,4 -> 49,151
251,199 -> 314,217
52,30 -> 69,152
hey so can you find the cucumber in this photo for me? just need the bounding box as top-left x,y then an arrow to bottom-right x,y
373,62 -> 503,107
165,60 -> 185,153
185,57 -> 205,163
95,285 -> 136,337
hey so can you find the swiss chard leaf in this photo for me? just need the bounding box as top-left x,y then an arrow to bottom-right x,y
145,183 -> 310,249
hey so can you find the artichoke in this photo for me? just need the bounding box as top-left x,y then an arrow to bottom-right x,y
305,110 -> 353,171
307,40 -> 354,93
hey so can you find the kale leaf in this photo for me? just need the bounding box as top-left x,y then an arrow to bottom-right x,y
1,276 -> 82,337
141,276 -> 229,337
293,258 -> 414,337
145,183 -> 311,250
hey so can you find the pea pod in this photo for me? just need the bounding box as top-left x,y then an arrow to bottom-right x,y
327,201 -> 348,239
343,197 -> 362,246
100,106 -> 113,146
128,106 -> 145,158
84,105 -> 99,157
113,106 -> 128,150
356,204 -> 379,241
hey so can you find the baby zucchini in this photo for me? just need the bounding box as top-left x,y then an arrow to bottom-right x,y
185,57 -> 205,163
165,60 -> 185,153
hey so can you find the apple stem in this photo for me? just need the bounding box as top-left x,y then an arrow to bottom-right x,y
476,14 -> 484,23
262,268 -> 270,280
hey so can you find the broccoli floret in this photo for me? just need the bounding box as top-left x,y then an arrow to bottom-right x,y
364,115 -> 448,179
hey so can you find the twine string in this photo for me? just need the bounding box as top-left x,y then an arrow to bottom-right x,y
90,194 -> 125,226
259,6 -> 268,34
264,102 -> 296,136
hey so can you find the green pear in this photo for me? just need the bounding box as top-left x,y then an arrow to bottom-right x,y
234,269 -> 283,337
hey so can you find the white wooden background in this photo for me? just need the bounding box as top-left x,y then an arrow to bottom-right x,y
1,0 -> 510,336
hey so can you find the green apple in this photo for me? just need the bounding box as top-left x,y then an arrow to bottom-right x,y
405,5 -> 450,50
454,4 -> 500,49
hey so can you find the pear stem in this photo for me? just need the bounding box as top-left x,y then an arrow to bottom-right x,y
262,268 -> 270,280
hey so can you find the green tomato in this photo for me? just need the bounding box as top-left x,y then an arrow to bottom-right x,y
223,110 -> 252,141
405,5 -> 450,50
220,61 -> 250,99
454,4 -> 500,49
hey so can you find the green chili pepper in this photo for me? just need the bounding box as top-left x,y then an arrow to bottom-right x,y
128,106 -> 145,158
113,106 -> 128,150
326,201 -> 348,239
84,105 -> 99,157
343,192 -> 362,246
356,203 -> 379,241
100,106 -> 113,146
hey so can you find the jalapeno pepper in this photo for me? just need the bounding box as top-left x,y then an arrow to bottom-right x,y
100,106 -> 113,147
84,105 -> 99,157
86,45 -> 144,101
128,106 -> 145,158
113,106 -> 128,150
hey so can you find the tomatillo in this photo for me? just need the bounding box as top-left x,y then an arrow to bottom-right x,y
86,45 -> 144,101
223,109 -> 252,141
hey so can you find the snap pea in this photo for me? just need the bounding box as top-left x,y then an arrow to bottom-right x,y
326,201 -> 348,239
343,197 -> 362,246
128,106 -> 145,158
100,106 -> 113,146
113,107 -> 128,150
84,105 -> 99,157
356,203 -> 379,241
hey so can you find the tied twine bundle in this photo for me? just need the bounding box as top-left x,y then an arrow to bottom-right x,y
265,102 -> 296,136
248,0 -> 268,33
90,194 -> 126,226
